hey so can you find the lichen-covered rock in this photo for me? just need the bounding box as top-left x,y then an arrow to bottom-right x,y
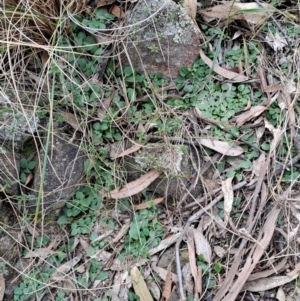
0,86 -> 39,149
0,146 -> 20,195
120,0 -> 201,78
30,134 -> 86,214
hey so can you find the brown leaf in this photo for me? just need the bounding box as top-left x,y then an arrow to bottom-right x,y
198,138 -> 244,156
235,106 -> 268,127
96,0 -> 115,8
184,0 -> 197,20
110,144 -> 142,160
110,5 -> 125,18
161,267 -> 173,301
134,197 -> 165,210
59,112 -> 83,132
199,49 -> 248,82
108,170 -> 161,199
131,266 -> 154,301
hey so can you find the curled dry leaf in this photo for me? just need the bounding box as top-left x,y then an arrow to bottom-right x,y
131,266 -> 153,301
52,255 -> 82,277
198,138 -> 244,156
107,170 -> 161,199
199,49 -> 248,82
222,177 -> 234,226
200,2 -> 273,25
234,106 -> 268,127
264,119 -> 282,153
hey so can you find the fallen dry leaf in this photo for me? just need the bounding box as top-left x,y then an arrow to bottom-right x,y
134,197 -> 164,210
198,138 -> 244,156
200,49 -> 248,82
52,255 -> 82,277
264,119 -> 282,153
187,227 -> 202,294
149,232 -> 181,256
151,264 -> 178,282
161,267 -> 173,301
131,266 -> 153,301
193,228 -> 212,263
59,112 -> 83,132
199,2 -> 273,25
276,287 -> 285,301
184,0 -> 197,20
110,143 -> 142,160
0,274 -> 4,301
266,31 -> 288,51
96,0 -> 115,8
110,5 -> 125,18
107,170 -> 161,199
222,177 -> 234,226
243,274 -> 299,292
234,106 -> 268,127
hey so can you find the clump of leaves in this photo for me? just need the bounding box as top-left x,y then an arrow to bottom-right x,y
122,205 -> 164,259
20,158 -> 36,183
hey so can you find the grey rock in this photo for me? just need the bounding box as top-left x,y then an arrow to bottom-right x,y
0,146 -> 20,195
30,134 -> 86,214
120,0 -> 201,78
0,87 -> 39,149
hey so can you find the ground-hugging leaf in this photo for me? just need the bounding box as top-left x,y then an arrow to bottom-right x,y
197,138 -> 244,156
234,106 -> 268,127
0,274 -> 4,301
184,0 -> 197,20
131,266 -> 153,301
199,49 -> 248,82
107,170 -> 161,199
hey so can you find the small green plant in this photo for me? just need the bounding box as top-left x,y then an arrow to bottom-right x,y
20,158 -> 36,183
197,254 -> 222,289
70,216 -> 97,236
14,268 -> 54,301
76,258 -> 108,288
123,205 -> 164,259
